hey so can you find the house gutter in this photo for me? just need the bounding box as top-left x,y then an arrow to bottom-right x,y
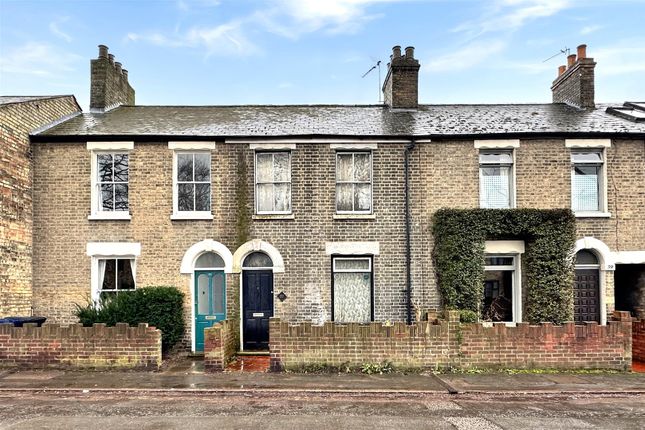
404,139 -> 417,325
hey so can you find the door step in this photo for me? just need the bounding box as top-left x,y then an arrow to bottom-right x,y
227,354 -> 271,372
236,350 -> 270,356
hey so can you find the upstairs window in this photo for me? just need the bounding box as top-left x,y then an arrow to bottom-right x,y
336,152 -> 372,213
97,153 -> 129,212
175,152 -> 211,213
255,152 -> 291,214
479,150 -> 514,209
571,150 -> 604,213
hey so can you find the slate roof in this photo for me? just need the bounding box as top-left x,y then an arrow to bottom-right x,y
0,95 -> 73,106
35,103 -> 645,139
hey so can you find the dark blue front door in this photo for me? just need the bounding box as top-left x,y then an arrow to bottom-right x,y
194,270 -> 225,352
243,270 -> 273,351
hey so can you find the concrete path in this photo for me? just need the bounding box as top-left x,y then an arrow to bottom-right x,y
1,366 -> 645,395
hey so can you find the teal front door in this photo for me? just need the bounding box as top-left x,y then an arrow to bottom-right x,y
194,270 -> 226,352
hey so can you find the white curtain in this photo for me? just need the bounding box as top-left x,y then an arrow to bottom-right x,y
130,259 -> 136,287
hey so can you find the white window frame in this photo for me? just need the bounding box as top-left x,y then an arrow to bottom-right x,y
478,149 -> 516,209
87,242 -> 140,304
88,142 -> 133,221
483,254 -> 522,323
254,151 -> 292,215
171,150 -> 213,220
570,148 -> 609,217
335,151 -> 373,214
331,255 -> 374,323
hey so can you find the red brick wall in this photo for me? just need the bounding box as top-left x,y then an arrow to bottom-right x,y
269,311 -> 632,371
633,319 -> 645,362
0,322 -> 161,369
204,320 -> 239,371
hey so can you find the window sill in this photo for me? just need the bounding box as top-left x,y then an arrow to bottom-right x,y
170,212 -> 213,220
333,213 -> 376,220
252,214 -> 295,220
575,212 -> 611,218
481,321 -> 517,327
88,213 -> 131,221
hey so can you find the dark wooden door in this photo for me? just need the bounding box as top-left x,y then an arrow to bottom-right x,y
574,269 -> 600,323
243,270 -> 273,350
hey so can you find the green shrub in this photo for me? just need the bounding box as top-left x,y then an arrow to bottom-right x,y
459,309 -> 478,323
432,209 -> 576,324
75,286 -> 185,351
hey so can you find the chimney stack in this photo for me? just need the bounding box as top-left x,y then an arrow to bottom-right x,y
382,44 -> 420,109
90,45 -> 135,112
551,44 -> 596,109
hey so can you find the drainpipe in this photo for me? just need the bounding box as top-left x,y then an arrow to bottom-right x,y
404,140 -> 416,325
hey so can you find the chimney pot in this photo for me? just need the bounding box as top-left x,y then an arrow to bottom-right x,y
115,62 -> 122,74
567,54 -> 576,68
122,69 -> 128,80
405,46 -> 415,59
382,43 -> 420,109
577,44 -> 587,60
98,45 -> 109,59
108,54 -> 115,65
392,45 -> 402,58
558,65 -> 566,77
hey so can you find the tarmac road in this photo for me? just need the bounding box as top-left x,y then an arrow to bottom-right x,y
0,391 -> 643,430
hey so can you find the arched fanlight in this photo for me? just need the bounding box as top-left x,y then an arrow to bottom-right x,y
195,252 -> 225,268
242,252 -> 273,268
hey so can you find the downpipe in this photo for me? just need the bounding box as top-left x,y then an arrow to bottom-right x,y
404,140 -> 416,325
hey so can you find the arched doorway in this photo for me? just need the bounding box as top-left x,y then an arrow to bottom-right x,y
242,252 -> 274,351
574,250 -> 601,323
194,252 -> 226,351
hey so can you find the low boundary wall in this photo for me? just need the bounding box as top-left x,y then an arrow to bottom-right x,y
0,322 -> 162,369
633,318 -> 645,363
270,311 -> 633,371
204,320 -> 239,371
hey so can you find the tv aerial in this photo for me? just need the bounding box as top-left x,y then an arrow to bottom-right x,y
362,59 -> 382,103
542,47 -> 570,63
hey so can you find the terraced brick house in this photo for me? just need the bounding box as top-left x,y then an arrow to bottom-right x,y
8,43 -> 645,353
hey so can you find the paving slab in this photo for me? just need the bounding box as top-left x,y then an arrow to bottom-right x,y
436,373 -> 645,393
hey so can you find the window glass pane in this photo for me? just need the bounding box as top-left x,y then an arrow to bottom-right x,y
479,152 -> 513,164
572,165 -> 599,211
576,250 -> 599,265
480,166 -> 511,209
485,256 -> 514,266
117,259 -> 135,290
274,183 -> 290,212
256,153 -> 273,183
114,184 -> 128,211
100,184 -> 114,211
482,270 -> 513,322
97,154 -> 113,182
572,151 -> 602,163
354,153 -> 371,181
101,259 -> 116,290
336,184 -> 353,211
243,252 -> 273,268
197,274 -> 210,315
195,183 -> 211,211
178,183 -> 194,211
336,153 -> 353,182
212,274 -> 224,314
193,153 -> 210,182
334,272 -> 371,323
335,258 -> 370,271
257,183 -> 273,212
113,154 -> 128,182
195,252 -> 225,268
273,152 -> 290,182
177,154 -> 193,182
354,183 -> 371,212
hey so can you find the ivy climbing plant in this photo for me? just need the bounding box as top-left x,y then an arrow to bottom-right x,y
432,208 -> 577,324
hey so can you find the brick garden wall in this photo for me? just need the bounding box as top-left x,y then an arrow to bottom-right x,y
0,322 -> 161,369
269,311 -> 633,371
204,319 -> 239,371
633,319 -> 645,363
0,96 -> 80,316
